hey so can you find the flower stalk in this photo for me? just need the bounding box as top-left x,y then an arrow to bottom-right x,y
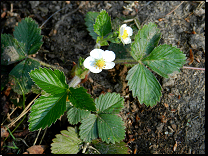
94,42 -> 101,49
68,75 -> 82,88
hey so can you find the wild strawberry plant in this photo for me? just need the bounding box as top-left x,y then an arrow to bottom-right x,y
1,9 -> 186,154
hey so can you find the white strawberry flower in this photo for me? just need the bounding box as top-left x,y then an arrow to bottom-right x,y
83,49 -> 116,73
119,24 -> 133,45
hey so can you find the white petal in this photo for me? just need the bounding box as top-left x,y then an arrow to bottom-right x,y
102,50 -> 116,62
121,37 -> 126,45
83,56 -> 95,69
103,62 -> 115,69
119,24 -> 126,36
90,49 -> 104,59
120,24 -> 127,29
88,66 -> 102,73
123,37 -> 131,44
125,27 -> 133,36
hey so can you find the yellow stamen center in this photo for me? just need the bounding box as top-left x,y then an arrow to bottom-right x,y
122,29 -> 128,39
94,58 -> 106,69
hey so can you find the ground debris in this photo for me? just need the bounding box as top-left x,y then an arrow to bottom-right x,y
23,145 -> 47,154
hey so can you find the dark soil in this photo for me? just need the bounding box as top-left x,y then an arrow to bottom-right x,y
1,1 -> 205,154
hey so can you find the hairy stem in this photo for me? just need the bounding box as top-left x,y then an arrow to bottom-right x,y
68,75 -> 82,88
28,56 -> 68,73
182,66 -> 205,71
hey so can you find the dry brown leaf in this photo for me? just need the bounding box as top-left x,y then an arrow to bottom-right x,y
24,145 -> 47,154
188,49 -> 194,65
3,87 -> 11,96
13,129 -> 29,137
1,126 -> 9,138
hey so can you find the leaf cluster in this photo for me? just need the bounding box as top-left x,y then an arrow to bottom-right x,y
51,92 -> 126,154
29,67 -> 126,153
1,17 -> 43,95
126,22 -> 186,106
85,10 -> 186,107
28,67 -> 96,131
85,10 -> 116,46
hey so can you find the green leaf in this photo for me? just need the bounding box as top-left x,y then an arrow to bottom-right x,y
1,34 -> 26,65
13,17 -> 43,55
68,87 -> 96,111
28,92 -> 67,131
79,93 -> 125,143
29,67 -> 68,95
131,22 -> 161,61
67,106 -> 91,125
95,92 -> 124,114
142,44 -> 187,78
51,127 -> 82,154
94,10 -> 112,37
84,11 -> 99,40
79,114 -> 98,142
92,139 -> 129,154
97,114 -> 125,144
126,63 -> 162,107
9,58 -> 40,95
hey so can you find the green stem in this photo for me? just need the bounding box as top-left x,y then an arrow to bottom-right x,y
82,142 -> 90,153
68,75 -> 82,88
114,59 -> 138,64
28,56 -> 68,73
94,42 -> 101,49
68,71 -> 90,88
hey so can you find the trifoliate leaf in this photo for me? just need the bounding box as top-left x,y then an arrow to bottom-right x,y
84,11 -> 99,40
97,114 -> 125,144
28,92 -> 67,131
67,106 -> 91,125
95,92 -> 124,114
92,139 -> 129,154
126,63 -> 162,107
1,34 -> 26,65
142,44 -> 187,78
79,93 -> 125,143
94,10 -> 112,37
29,67 -> 68,95
79,114 -> 98,142
13,17 -> 43,55
9,58 -> 40,95
51,127 -> 82,154
68,87 -> 96,111
131,22 -> 161,61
